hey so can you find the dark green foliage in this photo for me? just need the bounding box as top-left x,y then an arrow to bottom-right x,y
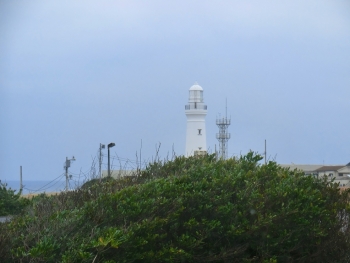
0,181 -> 28,216
1,153 -> 350,262
80,176 -> 115,190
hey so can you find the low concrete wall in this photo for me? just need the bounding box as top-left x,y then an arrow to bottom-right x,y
101,170 -> 137,179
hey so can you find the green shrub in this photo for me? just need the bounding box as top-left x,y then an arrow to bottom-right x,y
2,153 -> 350,262
0,181 -> 28,216
80,176 -> 115,190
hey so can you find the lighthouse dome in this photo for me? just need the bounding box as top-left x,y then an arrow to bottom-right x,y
189,82 -> 204,103
189,83 -> 203,91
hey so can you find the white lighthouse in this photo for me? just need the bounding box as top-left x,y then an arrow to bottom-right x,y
185,82 -> 207,156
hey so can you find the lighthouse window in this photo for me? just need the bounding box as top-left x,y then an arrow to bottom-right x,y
198,129 -> 202,135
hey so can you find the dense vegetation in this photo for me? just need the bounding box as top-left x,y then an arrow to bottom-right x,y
1,153 -> 350,262
0,181 -> 28,216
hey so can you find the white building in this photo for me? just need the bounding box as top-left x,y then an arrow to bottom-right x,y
185,83 -> 207,156
280,163 -> 350,187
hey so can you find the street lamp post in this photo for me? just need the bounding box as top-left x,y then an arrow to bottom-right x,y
108,143 -> 115,177
64,156 -> 75,192
99,143 -> 105,181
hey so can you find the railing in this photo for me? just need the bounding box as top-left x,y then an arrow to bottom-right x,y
216,133 -> 231,139
216,118 -> 231,125
185,104 -> 207,110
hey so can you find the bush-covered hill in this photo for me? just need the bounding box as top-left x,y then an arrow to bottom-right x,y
1,153 -> 350,262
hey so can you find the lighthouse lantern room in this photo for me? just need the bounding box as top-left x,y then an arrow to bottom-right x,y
185,82 -> 207,156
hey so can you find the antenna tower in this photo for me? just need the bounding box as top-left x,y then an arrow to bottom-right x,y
216,99 -> 231,160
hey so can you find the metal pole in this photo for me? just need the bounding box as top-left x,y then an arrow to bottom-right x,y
108,147 -> 110,177
65,157 -> 68,192
140,139 -> 142,171
99,144 -> 102,180
264,139 -> 267,165
20,166 -> 23,193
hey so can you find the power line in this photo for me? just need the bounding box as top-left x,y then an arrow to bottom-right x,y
24,173 -> 65,193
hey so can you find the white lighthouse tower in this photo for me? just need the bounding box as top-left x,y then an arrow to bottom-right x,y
185,82 -> 207,156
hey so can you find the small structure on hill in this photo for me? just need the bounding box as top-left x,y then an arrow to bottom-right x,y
280,163 -> 350,186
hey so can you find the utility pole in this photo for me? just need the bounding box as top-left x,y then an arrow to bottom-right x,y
139,139 -> 142,171
264,139 -> 267,165
20,166 -> 23,193
99,143 -> 105,181
64,156 -> 75,192
65,157 -> 69,192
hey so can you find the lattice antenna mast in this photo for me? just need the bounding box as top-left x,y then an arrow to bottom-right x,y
216,99 -> 231,160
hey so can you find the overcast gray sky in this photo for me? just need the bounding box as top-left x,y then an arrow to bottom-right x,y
1,0 -> 350,181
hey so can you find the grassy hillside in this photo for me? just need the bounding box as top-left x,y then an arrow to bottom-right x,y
1,152 -> 350,262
